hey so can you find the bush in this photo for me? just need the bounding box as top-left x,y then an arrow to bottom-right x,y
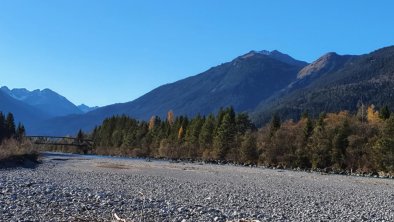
0,139 -> 37,160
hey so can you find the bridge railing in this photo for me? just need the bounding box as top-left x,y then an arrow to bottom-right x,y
25,136 -> 94,154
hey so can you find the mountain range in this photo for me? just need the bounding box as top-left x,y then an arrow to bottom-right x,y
0,87 -> 98,132
1,46 -> 393,135
0,87 -> 83,117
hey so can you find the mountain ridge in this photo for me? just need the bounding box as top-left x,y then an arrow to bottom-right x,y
4,46 -> 394,136
0,86 -> 82,117
31,49 -> 307,135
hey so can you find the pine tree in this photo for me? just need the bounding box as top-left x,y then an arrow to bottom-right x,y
379,105 -> 391,120
185,115 -> 204,157
199,114 -> 215,150
310,117 -> 331,169
331,120 -> 350,169
269,114 -> 281,137
77,129 -> 84,142
16,123 -> 26,141
303,114 -> 314,140
235,113 -> 255,134
213,113 -> 235,160
240,132 -> 258,164
0,112 -> 5,142
5,113 -> 16,138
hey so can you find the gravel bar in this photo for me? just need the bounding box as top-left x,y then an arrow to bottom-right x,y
1,152 -> 393,221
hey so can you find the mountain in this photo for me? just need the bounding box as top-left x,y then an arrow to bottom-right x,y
0,90 -> 48,132
78,104 -> 99,113
32,50 -> 307,135
252,46 -> 394,125
297,52 -> 354,79
0,87 -> 82,117
259,50 -> 309,67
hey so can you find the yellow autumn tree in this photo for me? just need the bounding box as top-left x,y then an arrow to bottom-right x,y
167,110 -> 174,125
367,105 -> 381,124
178,126 -> 184,140
149,116 -> 157,130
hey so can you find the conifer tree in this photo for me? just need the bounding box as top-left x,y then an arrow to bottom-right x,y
5,113 -> 16,138
77,129 -> 84,143
379,105 -> 391,120
0,112 -> 5,142
16,123 -> 26,141
199,114 -> 215,151
240,132 -> 258,164
331,120 -> 350,169
269,114 -> 281,137
213,113 -> 235,160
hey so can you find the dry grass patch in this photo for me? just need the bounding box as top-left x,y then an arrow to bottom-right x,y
0,139 -> 37,161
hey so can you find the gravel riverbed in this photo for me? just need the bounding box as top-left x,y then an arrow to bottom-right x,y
1,152 -> 394,221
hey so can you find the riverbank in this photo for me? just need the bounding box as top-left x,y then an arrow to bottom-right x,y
1,152 -> 393,221
0,139 -> 38,168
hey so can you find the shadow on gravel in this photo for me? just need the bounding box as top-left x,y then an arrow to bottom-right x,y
51,158 -> 69,161
0,154 -> 41,169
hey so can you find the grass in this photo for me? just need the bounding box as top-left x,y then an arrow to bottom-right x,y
0,139 -> 39,166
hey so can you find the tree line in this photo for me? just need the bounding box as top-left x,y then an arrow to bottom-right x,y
91,107 -> 257,162
0,112 -> 25,143
258,105 -> 393,174
90,105 -> 393,174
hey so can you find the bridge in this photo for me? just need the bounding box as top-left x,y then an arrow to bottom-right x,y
25,136 -> 94,154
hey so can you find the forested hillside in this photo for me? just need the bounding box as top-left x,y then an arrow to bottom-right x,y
253,46 -> 394,125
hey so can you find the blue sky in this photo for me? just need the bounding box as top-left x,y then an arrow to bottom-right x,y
1,0 -> 393,106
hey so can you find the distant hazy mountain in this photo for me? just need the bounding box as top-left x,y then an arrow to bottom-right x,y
0,87 -> 82,117
252,46 -> 394,125
33,50 -> 307,135
78,104 -> 99,113
0,90 -> 48,133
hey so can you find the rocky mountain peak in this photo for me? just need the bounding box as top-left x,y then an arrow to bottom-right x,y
297,52 -> 343,79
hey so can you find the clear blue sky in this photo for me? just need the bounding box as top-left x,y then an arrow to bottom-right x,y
1,0 -> 393,106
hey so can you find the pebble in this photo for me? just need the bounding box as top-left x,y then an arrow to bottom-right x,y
0,152 -> 393,221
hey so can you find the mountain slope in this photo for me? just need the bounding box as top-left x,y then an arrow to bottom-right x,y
33,50 -> 307,135
252,46 -> 394,125
0,90 -> 48,132
1,87 -> 82,117
296,52 -> 354,79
